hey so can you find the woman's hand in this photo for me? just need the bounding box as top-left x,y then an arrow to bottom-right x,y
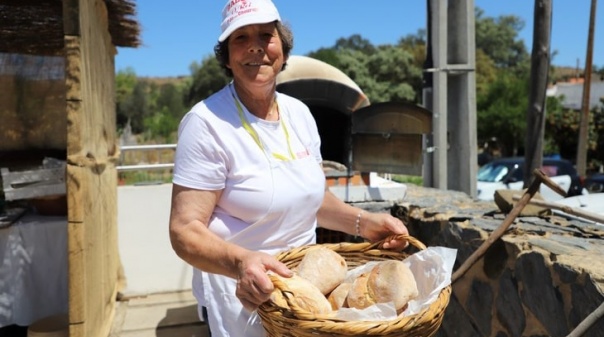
235,251 -> 293,311
360,212 -> 409,250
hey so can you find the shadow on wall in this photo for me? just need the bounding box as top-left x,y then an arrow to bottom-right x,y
155,305 -> 209,337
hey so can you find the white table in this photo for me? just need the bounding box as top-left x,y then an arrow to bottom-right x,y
0,213 -> 68,327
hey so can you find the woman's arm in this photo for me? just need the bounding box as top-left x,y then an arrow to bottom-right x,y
316,188 -> 409,250
168,183 -> 292,310
169,183 -> 249,277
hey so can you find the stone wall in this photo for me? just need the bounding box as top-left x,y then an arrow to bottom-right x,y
393,185 -> 604,337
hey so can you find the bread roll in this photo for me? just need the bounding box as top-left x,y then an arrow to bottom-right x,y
346,272 -> 374,309
327,282 -> 352,310
346,261 -> 418,311
367,260 -> 418,311
296,246 -> 348,295
269,274 -> 333,315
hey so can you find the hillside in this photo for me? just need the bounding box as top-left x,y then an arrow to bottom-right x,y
137,76 -> 189,86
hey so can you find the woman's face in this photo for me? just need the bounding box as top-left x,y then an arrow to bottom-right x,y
226,22 -> 286,88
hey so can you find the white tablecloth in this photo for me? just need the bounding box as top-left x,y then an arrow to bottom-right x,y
0,213 -> 68,327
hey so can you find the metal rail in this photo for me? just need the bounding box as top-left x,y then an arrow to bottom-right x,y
117,144 -> 176,172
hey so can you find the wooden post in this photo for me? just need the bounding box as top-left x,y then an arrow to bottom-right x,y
523,0 -> 552,188
576,0 -> 598,176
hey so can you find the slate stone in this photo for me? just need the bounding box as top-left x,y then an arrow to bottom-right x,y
467,280 -> 493,336
433,293 -> 482,337
515,252 -> 569,337
494,189 -> 551,216
553,262 -> 579,283
483,238 -> 508,279
528,237 -> 577,255
569,275 -> 604,337
496,269 -> 525,337
392,185 -> 604,337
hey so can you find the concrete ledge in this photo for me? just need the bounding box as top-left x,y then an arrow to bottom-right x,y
329,184 -> 407,203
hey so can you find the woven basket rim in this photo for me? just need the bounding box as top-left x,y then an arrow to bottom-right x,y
258,234 -> 451,336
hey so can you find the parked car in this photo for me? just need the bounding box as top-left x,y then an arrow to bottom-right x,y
553,193 -> 604,226
585,173 -> 604,193
476,157 -> 586,202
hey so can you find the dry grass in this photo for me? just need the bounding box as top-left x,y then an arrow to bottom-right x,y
117,143 -> 175,185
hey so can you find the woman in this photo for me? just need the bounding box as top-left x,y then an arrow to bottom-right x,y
169,0 -> 409,336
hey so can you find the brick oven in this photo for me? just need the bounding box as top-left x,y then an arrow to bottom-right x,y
276,55 -> 432,203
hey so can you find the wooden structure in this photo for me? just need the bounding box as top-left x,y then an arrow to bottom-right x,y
0,1 -> 140,336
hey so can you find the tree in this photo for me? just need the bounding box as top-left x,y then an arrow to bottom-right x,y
364,46 -> 420,103
308,34 -> 423,104
477,70 -> 529,156
156,82 -> 186,120
143,82 -> 187,142
546,96 -> 604,171
475,8 -> 530,69
596,64 -> 604,80
118,80 -> 151,134
186,55 -> 230,108
474,9 -> 533,157
306,48 -> 342,69
334,34 -> 376,55
143,106 -> 180,142
328,48 -> 372,92
116,68 -> 138,130
475,49 -> 498,98
397,30 -> 428,98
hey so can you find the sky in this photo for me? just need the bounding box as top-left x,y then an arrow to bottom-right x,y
115,0 -> 603,78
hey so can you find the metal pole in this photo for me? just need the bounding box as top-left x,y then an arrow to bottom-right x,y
431,0 -> 448,190
422,0 -> 435,188
446,0 -> 477,197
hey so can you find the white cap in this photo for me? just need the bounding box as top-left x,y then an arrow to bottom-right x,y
218,0 -> 281,42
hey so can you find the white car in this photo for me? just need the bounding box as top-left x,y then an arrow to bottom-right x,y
476,157 -> 586,202
553,193 -> 604,226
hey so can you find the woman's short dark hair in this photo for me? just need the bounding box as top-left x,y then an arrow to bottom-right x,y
214,21 -> 294,77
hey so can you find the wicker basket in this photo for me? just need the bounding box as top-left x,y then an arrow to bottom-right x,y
257,234 -> 451,337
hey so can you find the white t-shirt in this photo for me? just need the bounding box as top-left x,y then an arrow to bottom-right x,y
172,83 -> 326,337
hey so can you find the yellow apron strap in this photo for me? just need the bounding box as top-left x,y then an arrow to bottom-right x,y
231,88 -> 295,161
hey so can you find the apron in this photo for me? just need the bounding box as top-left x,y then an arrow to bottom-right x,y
199,89 -> 325,337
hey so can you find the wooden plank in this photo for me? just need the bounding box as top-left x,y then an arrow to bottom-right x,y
63,1 -> 85,333
62,0 -> 80,36
67,220 -> 85,325
353,134 -> 424,176
66,147 -> 84,223
1,167 -> 64,185
67,162 -> 120,335
66,100 -> 83,161
69,322 -> 85,337
64,36 -> 82,102
4,184 -> 65,201
64,0 -> 121,336
97,284 -> 120,337
0,60 -> 67,151
1,166 -> 66,200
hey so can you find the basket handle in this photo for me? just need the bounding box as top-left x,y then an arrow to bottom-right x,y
364,233 -> 427,252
